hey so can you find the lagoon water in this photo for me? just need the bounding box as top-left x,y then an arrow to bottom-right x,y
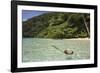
22,38 -> 90,62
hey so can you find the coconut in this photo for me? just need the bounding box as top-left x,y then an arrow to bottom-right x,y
64,49 -> 73,55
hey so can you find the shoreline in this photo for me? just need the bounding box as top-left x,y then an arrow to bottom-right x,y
63,38 -> 90,40
23,38 -> 90,40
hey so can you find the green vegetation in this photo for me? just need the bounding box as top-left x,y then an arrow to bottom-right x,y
22,12 -> 90,39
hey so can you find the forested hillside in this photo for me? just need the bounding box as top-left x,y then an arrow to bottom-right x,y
22,12 -> 90,39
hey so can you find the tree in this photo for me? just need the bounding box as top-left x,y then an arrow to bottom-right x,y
82,14 -> 90,37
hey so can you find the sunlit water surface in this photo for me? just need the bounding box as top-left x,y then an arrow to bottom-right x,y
22,38 -> 90,62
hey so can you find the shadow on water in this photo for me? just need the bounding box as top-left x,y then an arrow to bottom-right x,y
65,55 -> 73,60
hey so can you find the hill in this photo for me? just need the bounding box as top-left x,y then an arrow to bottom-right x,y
22,12 -> 90,39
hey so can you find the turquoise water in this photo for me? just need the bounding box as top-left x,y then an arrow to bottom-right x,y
22,38 -> 90,62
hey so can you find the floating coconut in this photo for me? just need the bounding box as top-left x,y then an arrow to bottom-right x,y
51,45 -> 74,55
64,49 -> 73,55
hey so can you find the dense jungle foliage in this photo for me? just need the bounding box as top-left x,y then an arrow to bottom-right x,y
22,12 -> 90,39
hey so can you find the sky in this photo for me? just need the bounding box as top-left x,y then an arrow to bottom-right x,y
22,10 -> 48,21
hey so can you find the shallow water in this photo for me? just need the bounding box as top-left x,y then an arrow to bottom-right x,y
22,38 -> 90,62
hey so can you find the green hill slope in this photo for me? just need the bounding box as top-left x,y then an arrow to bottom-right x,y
22,12 -> 90,39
